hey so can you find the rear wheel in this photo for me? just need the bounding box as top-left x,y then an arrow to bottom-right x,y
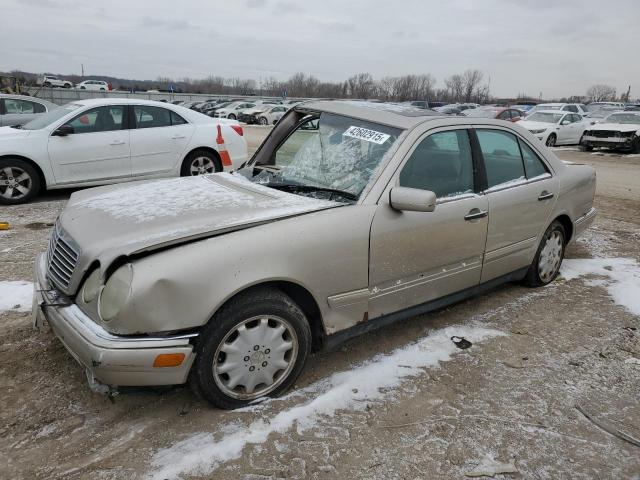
258,116 -> 268,125
228,114 -> 237,120
524,220 -> 565,287
43,82 -> 51,88
546,134 -> 557,147
190,288 -> 312,409
63,83 -> 71,89
180,149 -> 221,176
0,158 -> 41,205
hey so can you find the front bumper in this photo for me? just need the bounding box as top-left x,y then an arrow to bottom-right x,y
581,136 -> 635,149
33,253 -> 196,387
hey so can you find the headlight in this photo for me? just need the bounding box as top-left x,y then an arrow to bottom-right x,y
82,268 -> 102,303
529,129 -> 546,134
98,263 -> 133,321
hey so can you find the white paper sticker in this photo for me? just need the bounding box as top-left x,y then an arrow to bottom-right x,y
343,126 -> 390,144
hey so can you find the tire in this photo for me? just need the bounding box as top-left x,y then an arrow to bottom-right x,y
80,86 -> 86,90
63,83 -> 71,89
228,114 -> 236,120
523,220 -> 566,287
100,88 -> 105,91
190,287 -> 312,409
545,134 -> 557,147
43,82 -> 51,88
0,158 -> 41,205
258,116 -> 268,126
180,149 -> 221,176
631,137 -> 640,154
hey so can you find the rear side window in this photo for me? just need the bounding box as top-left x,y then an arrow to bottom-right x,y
519,140 -> 548,179
170,111 -> 187,125
134,106 -> 171,129
399,130 -> 474,198
4,99 -> 44,114
476,130 -> 525,189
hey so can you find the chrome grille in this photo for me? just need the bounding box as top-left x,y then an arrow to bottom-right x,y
46,225 -> 79,290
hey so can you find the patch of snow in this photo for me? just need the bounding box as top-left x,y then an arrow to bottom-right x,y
560,257 -> 640,316
465,454 -> 518,477
147,325 -> 504,479
0,281 -> 33,313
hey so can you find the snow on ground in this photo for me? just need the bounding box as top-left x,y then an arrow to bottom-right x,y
0,281 -> 33,313
148,325 -> 504,480
560,257 -> 640,315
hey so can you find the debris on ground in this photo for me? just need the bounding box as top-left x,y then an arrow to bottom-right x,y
451,336 -> 472,349
465,454 -> 518,477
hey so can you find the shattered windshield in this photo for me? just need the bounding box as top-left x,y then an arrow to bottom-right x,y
248,112 -> 402,200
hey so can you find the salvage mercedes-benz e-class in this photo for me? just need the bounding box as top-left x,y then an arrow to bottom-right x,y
33,101 -> 597,409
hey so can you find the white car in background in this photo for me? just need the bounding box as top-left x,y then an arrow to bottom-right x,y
38,75 -> 73,89
76,80 -> 111,91
581,112 -> 640,153
526,103 -> 588,116
518,110 -> 587,147
0,99 -> 247,204
0,94 -> 58,126
213,101 -> 256,120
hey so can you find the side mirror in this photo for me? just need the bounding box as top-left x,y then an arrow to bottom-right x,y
52,124 -> 74,136
389,186 -> 436,212
560,120 -> 570,126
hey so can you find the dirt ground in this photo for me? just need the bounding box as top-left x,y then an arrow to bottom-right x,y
1,137 -> 639,479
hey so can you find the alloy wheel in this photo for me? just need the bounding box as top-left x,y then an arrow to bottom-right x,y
0,166 -> 32,201
189,156 -> 215,175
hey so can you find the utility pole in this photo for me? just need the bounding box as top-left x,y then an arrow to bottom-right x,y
81,63 -> 84,78
625,85 -> 631,103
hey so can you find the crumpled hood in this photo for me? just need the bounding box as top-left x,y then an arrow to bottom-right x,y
0,126 -> 33,139
587,122 -> 640,133
518,120 -> 554,130
59,173 -> 341,274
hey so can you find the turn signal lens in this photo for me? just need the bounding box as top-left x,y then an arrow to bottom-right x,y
153,353 -> 185,368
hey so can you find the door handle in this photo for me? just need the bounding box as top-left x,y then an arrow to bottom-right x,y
109,140 -> 125,145
171,135 -> 186,139
464,209 -> 488,221
538,191 -> 554,201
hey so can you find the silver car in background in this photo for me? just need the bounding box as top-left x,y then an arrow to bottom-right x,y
0,94 -> 58,126
33,101 -> 596,409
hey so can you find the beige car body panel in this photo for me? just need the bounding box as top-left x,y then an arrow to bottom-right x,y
34,101 -> 597,387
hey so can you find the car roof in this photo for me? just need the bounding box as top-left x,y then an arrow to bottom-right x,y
529,110 -> 569,115
298,100 -> 445,129
0,93 -> 56,105
67,98 -> 181,107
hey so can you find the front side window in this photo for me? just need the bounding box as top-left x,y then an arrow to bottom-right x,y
476,130 -> 526,189
399,130 -> 474,198
68,106 -> 125,133
249,112 -> 401,200
134,105 -> 171,129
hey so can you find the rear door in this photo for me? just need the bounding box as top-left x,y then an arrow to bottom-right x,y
129,105 -> 194,177
48,105 -> 131,184
474,128 -> 558,282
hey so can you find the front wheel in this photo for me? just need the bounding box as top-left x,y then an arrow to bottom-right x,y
190,288 -> 312,409
545,134 -> 557,147
524,220 -> 565,287
63,83 -> 71,89
228,114 -> 237,120
0,158 -> 41,205
258,116 -> 268,125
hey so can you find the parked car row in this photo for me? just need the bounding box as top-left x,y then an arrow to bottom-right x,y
38,75 -> 113,91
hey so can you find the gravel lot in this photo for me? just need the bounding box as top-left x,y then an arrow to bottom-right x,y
1,132 -> 639,479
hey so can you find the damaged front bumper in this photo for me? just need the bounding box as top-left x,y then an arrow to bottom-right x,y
33,253 -> 196,389
581,136 -> 635,150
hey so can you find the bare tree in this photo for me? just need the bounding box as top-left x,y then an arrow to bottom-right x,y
586,84 -> 617,102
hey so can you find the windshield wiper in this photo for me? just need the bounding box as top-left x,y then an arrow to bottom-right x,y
265,183 -> 357,201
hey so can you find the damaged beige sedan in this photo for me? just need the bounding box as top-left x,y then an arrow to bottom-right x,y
33,101 -> 597,409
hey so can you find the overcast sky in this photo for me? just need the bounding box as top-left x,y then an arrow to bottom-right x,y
3,0 -> 639,98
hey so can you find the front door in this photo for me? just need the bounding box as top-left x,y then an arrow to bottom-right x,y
129,105 -> 194,177
369,128 -> 489,318
48,105 -> 130,184
474,128 -> 559,282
